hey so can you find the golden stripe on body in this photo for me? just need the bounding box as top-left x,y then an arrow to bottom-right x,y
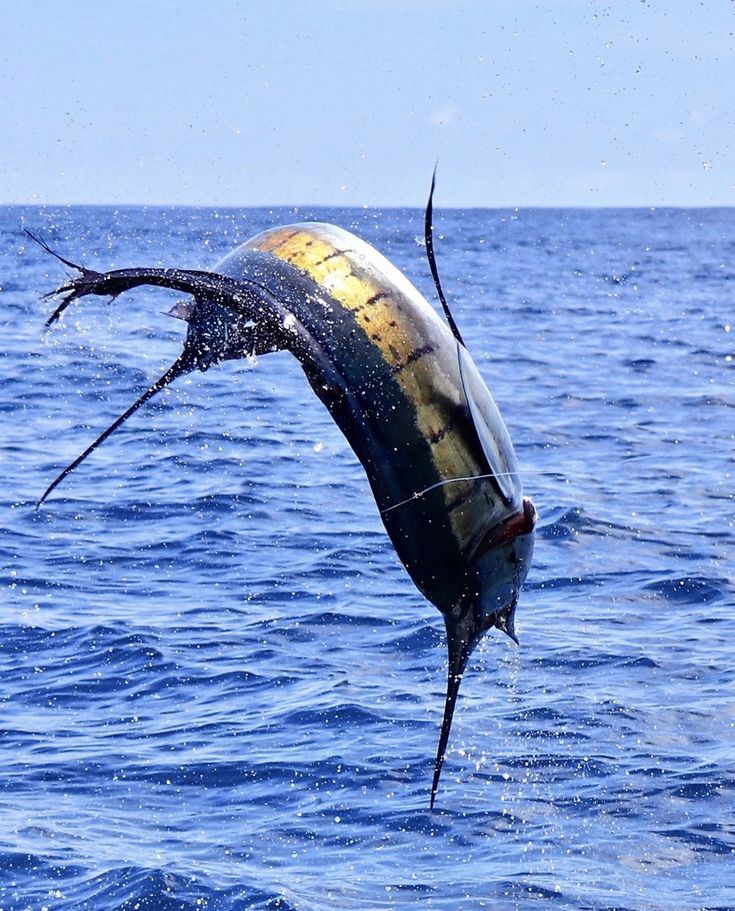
257,228 -> 492,553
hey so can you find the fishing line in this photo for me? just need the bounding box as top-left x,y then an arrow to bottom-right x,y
380,470 -> 522,514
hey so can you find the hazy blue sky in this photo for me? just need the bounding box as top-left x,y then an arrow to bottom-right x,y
2,1 -> 733,207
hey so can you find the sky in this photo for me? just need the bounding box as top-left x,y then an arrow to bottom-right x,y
1,0 -> 733,207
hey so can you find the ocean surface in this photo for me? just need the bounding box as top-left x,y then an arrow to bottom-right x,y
1,204 -> 733,911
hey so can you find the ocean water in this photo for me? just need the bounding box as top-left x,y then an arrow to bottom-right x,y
1,204 -> 733,911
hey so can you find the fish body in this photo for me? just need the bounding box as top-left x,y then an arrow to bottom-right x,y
213,223 -> 525,614
32,202 -> 536,807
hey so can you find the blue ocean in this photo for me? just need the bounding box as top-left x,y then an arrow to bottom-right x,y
1,204 -> 733,910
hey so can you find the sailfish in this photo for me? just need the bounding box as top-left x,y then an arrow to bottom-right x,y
32,175 -> 535,807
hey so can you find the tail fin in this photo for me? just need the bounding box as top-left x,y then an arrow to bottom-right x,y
37,353 -> 194,507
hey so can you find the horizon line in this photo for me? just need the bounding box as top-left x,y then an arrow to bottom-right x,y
3,200 -> 734,211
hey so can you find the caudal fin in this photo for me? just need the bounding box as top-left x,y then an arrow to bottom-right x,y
37,353 -> 194,507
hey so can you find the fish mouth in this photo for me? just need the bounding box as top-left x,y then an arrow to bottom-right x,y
474,496 -> 537,642
475,496 -> 537,558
